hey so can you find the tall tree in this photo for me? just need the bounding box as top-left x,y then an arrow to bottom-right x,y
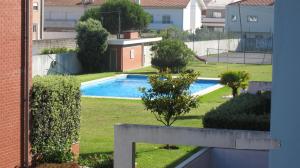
80,0 -> 151,34
76,18 -> 109,72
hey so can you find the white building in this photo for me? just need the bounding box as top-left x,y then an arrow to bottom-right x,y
225,0 -> 274,35
141,0 -> 206,31
44,0 -> 207,31
202,0 -> 240,32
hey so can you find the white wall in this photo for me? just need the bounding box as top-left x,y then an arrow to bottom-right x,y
185,39 -> 241,56
45,6 -> 87,29
183,0 -> 202,31
270,1 -> 300,168
225,5 -> 274,33
145,8 -> 184,30
32,53 -> 82,76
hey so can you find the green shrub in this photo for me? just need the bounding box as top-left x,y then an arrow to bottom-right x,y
30,76 -> 81,164
76,18 -> 109,73
41,47 -> 77,55
203,93 -> 271,131
140,72 -> 200,127
151,39 -> 195,73
79,154 -> 113,168
220,71 -> 250,97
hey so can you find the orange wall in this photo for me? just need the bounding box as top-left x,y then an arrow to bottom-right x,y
121,45 -> 143,71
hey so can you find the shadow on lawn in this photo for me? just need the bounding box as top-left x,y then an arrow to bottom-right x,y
124,71 -> 157,75
177,115 -> 204,120
79,151 -> 113,159
165,147 -> 201,168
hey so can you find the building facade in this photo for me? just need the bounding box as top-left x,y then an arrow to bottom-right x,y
202,0 -> 240,32
225,0 -> 274,36
0,0 -> 31,167
33,0 -> 44,40
44,0 -> 206,31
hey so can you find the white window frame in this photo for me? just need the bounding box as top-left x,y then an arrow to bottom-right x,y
247,15 -> 258,22
231,15 -> 237,22
130,49 -> 135,59
162,15 -> 171,24
212,12 -> 222,18
33,2 -> 39,10
33,24 -> 38,32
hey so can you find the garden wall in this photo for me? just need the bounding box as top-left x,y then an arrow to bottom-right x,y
185,39 -> 241,56
32,53 -> 82,76
33,38 -> 77,55
143,39 -> 241,62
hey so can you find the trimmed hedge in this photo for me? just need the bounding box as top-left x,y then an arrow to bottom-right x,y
41,47 -> 77,55
30,76 -> 81,163
203,92 -> 271,131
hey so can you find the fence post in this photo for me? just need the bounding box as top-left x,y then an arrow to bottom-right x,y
218,32 -> 220,63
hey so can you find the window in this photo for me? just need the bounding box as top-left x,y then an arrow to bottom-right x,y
130,49 -> 135,59
33,2 -> 38,10
150,15 -> 154,23
248,16 -> 258,22
231,15 -> 237,22
162,15 -> 171,24
212,12 -> 222,18
33,24 -> 37,32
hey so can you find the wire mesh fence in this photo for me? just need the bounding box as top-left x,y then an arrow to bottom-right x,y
206,48 -> 272,65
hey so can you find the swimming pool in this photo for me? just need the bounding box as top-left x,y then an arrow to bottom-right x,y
81,75 -> 222,99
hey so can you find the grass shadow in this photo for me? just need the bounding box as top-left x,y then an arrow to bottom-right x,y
124,71 -> 157,75
165,147 -> 201,168
79,151 -> 113,159
177,115 -> 204,120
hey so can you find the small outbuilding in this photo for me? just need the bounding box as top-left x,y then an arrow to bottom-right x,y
107,31 -> 162,72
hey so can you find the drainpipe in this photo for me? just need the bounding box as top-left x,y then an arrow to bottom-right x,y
23,0 -> 31,167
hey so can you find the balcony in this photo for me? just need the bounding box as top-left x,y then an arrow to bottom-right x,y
202,17 -> 225,27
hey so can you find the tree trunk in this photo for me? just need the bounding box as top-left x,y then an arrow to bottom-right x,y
232,87 -> 238,97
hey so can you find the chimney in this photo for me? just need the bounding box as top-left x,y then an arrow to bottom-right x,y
123,31 -> 140,39
135,0 -> 141,5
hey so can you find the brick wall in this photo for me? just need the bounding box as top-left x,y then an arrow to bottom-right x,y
0,0 -> 30,167
122,45 -> 143,71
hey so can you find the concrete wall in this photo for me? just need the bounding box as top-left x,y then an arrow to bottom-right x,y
185,39 -> 241,56
181,148 -> 268,168
114,124 -> 280,168
247,81 -> 272,94
143,39 -> 240,61
32,53 -> 82,76
270,1 -> 300,168
143,45 -> 153,66
32,38 -> 77,55
225,5 -> 274,33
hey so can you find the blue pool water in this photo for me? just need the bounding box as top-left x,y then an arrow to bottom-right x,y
81,75 -> 219,98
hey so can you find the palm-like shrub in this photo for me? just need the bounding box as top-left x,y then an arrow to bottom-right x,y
220,71 -> 250,97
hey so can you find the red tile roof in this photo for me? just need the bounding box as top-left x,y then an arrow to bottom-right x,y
228,0 -> 274,6
45,0 -> 191,8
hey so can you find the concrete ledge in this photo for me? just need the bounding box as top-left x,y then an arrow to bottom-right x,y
114,124 -> 280,168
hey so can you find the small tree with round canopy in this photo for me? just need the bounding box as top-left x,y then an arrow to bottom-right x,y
220,71 -> 250,97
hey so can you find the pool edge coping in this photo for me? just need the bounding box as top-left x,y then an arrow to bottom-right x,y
81,74 -> 223,100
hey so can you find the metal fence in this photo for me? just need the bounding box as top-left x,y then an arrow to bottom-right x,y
206,48 -> 272,65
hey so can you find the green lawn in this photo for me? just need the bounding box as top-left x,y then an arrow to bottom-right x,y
76,61 -> 272,82
77,61 -> 272,168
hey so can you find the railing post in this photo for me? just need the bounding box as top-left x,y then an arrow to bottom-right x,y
114,125 -> 136,168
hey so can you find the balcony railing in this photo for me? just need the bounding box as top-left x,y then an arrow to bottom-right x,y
114,124 -> 280,168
